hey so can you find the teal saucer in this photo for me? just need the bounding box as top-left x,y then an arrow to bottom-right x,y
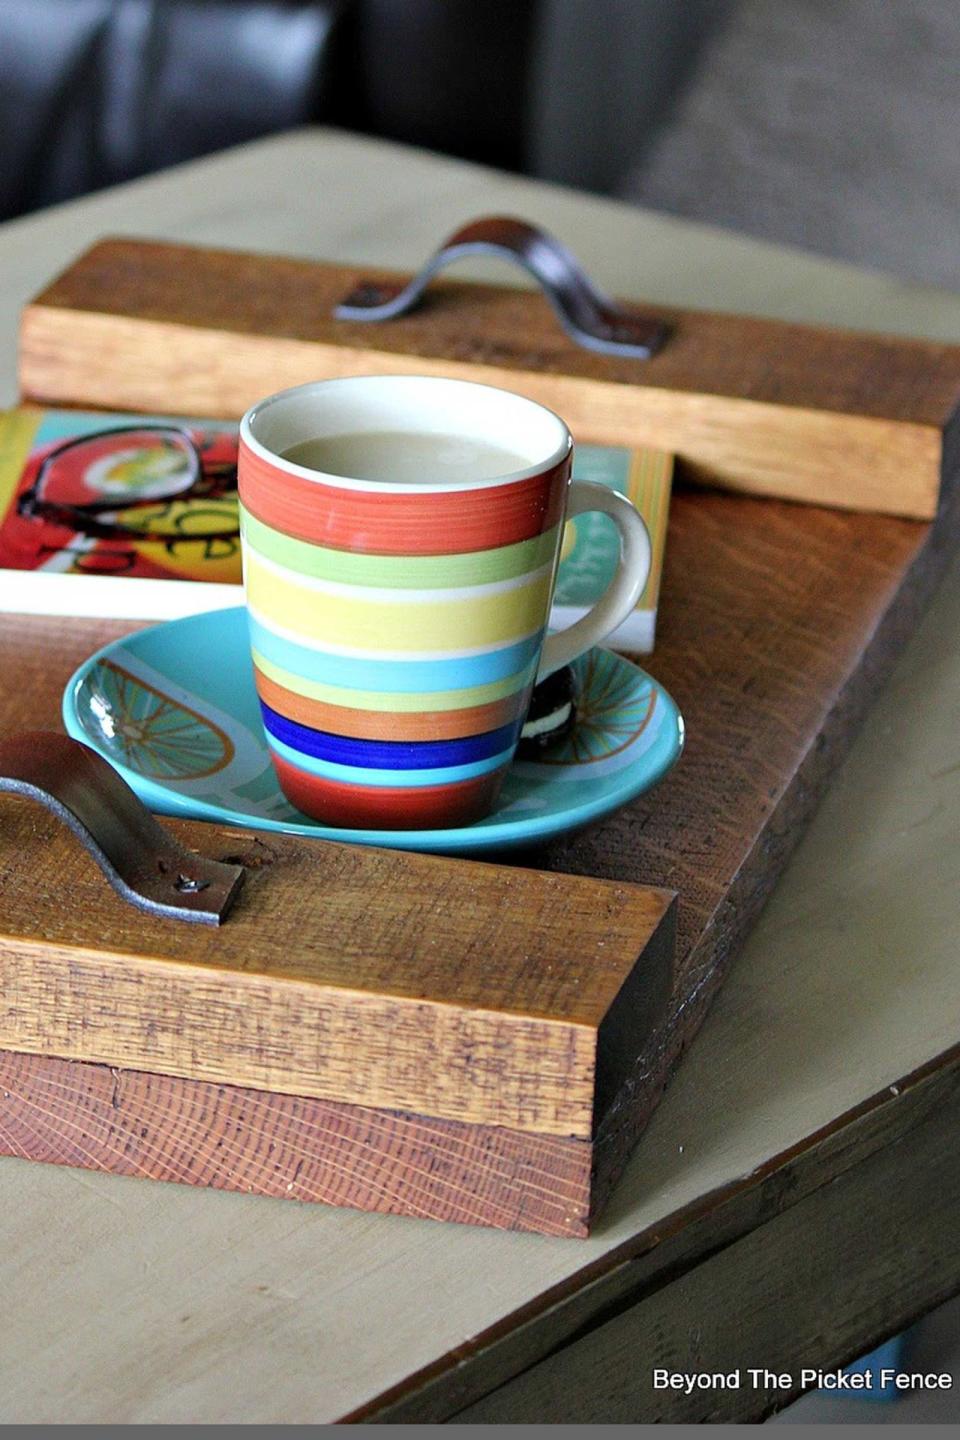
62,608 -> 684,855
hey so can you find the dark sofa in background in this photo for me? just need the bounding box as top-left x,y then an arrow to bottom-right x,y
0,0 -> 721,221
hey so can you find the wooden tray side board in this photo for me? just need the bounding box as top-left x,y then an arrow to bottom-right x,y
18,238 -> 960,518
0,800 -> 675,1238
0,1040 -> 599,1238
0,803 -> 676,1140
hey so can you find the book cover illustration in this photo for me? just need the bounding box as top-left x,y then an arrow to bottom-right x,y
0,407 -> 240,618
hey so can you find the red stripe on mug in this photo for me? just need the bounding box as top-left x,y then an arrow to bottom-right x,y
272,752 -> 507,829
238,441 -> 570,556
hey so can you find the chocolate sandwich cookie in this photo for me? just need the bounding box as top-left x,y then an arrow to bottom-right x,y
517,664 -> 577,756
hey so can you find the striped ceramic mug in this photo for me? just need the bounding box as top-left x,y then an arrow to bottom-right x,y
238,376 -> 651,829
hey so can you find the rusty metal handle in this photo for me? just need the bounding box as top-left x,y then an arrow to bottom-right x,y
334,216 -> 670,360
0,731 -> 243,925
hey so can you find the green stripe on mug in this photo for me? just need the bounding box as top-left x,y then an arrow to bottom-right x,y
241,502 -> 561,588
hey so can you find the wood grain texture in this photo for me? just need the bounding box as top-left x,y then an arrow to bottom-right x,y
19,237 -> 960,518
0,1048 -> 595,1238
0,795 -> 675,1139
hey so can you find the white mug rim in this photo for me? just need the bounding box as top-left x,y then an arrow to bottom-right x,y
239,374 -> 572,494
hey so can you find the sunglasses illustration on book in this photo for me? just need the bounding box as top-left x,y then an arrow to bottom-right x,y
17,424 -> 239,546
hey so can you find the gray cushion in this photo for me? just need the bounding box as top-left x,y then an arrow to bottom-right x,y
621,0 -> 960,288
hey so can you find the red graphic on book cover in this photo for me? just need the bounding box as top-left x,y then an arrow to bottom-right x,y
0,424 -> 241,584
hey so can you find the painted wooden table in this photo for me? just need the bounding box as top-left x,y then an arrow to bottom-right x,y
1,130 -> 959,1425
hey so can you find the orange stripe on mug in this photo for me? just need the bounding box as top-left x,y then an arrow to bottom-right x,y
253,666 -> 532,741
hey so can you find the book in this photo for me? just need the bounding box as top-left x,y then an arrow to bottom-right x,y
0,407 -> 241,621
0,407 -> 672,650
553,443 -> 673,653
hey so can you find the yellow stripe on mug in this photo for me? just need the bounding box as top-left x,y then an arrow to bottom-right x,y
244,550 -> 556,653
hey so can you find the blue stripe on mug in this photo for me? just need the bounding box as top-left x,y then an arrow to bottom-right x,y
265,732 -> 514,788
259,702 -> 521,770
247,615 -> 545,693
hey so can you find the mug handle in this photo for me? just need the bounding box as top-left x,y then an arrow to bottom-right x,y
536,480 -> 652,683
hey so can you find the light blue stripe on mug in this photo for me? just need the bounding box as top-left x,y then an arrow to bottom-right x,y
266,732 -> 515,787
247,615 -> 545,693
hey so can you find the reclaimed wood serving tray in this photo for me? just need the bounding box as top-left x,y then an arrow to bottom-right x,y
3,237 -> 960,1236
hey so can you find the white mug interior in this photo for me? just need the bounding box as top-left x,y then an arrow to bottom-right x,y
240,374 -> 572,492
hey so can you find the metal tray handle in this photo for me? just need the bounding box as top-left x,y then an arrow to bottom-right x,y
0,731 -> 244,925
335,216 -> 670,360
